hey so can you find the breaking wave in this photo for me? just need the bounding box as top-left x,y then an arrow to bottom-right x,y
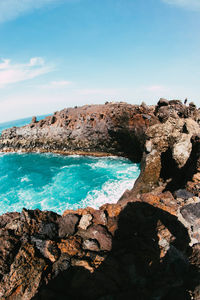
0,153 -> 140,215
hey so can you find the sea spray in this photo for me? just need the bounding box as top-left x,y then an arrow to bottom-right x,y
0,153 -> 140,215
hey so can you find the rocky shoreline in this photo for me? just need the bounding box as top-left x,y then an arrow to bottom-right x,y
0,102 -> 156,162
0,99 -> 199,299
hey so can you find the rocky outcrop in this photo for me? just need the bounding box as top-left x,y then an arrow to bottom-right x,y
131,99 -> 200,194
0,194 -> 200,299
0,102 -> 156,162
0,99 -> 199,299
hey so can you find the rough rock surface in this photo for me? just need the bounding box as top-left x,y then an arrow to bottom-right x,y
0,102 -> 156,161
0,99 -> 199,299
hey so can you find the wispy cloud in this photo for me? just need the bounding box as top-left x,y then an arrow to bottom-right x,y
0,0 -> 60,23
0,57 -> 53,88
161,0 -> 200,11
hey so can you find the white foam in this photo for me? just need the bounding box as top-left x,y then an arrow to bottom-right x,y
76,178 -> 136,210
90,161 -> 108,169
20,176 -> 30,182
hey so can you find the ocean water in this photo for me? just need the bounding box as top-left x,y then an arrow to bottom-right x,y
0,114 -> 48,133
0,118 -> 140,216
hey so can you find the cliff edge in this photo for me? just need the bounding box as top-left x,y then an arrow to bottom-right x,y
0,99 -> 199,299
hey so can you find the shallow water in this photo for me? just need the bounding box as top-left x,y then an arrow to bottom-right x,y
0,153 -> 140,215
0,116 -> 140,215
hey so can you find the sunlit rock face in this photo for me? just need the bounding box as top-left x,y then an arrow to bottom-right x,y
0,99 -> 200,300
0,102 -> 156,161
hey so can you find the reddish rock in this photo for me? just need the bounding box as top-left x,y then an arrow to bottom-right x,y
58,214 -> 79,238
78,225 -> 112,251
100,203 -> 122,218
63,207 -> 95,217
0,244 -> 47,299
0,102 -> 153,161
0,99 -> 199,299
92,210 -> 107,226
57,236 -> 83,257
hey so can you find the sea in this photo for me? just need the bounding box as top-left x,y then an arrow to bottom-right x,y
0,116 -> 140,215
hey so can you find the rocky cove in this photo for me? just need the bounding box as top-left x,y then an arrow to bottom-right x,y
0,99 -> 199,299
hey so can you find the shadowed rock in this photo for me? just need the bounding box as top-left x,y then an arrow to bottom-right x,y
0,99 -> 199,299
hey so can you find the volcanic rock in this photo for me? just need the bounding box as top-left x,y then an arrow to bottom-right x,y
0,102 -> 155,161
0,99 -> 199,299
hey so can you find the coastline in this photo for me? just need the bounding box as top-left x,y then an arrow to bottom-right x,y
0,99 -> 199,299
0,148 -> 127,158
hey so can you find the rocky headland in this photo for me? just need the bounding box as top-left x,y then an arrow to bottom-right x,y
0,99 -> 199,299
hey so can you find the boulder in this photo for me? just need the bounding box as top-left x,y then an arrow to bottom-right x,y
58,214 -> 79,238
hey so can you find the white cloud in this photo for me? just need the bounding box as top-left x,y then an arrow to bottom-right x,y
28,57 -> 45,67
162,0 -> 200,11
0,0 -> 60,23
0,57 -> 53,87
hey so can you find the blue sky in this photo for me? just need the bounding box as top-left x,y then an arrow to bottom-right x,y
0,0 -> 199,122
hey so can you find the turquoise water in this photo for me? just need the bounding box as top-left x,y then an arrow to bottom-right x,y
0,153 -> 140,215
0,117 -> 140,215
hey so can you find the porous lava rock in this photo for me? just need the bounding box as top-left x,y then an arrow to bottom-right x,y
0,99 -> 199,299
0,102 -> 155,162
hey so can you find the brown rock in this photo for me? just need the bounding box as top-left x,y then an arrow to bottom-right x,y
92,210 -> 107,225
31,237 -> 60,262
79,225 -> 112,251
58,214 -> 79,238
57,236 -> 82,257
0,244 -> 47,299
100,203 -> 122,218
71,259 -> 94,272
82,239 -> 100,252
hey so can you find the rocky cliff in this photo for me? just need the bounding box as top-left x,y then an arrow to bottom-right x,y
0,102 -> 155,162
0,99 -> 199,300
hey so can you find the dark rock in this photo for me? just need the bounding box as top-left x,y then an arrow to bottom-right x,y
39,222 -> 58,240
58,214 -> 79,238
180,202 -> 200,224
189,102 -> 196,109
52,253 -> 70,277
157,98 -> 169,107
169,99 -> 182,105
50,115 -> 56,124
31,237 -> 60,262
0,244 -> 48,299
0,212 -> 20,228
31,116 -> 37,123
0,230 -> 20,276
156,106 -> 170,122
174,189 -> 194,200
